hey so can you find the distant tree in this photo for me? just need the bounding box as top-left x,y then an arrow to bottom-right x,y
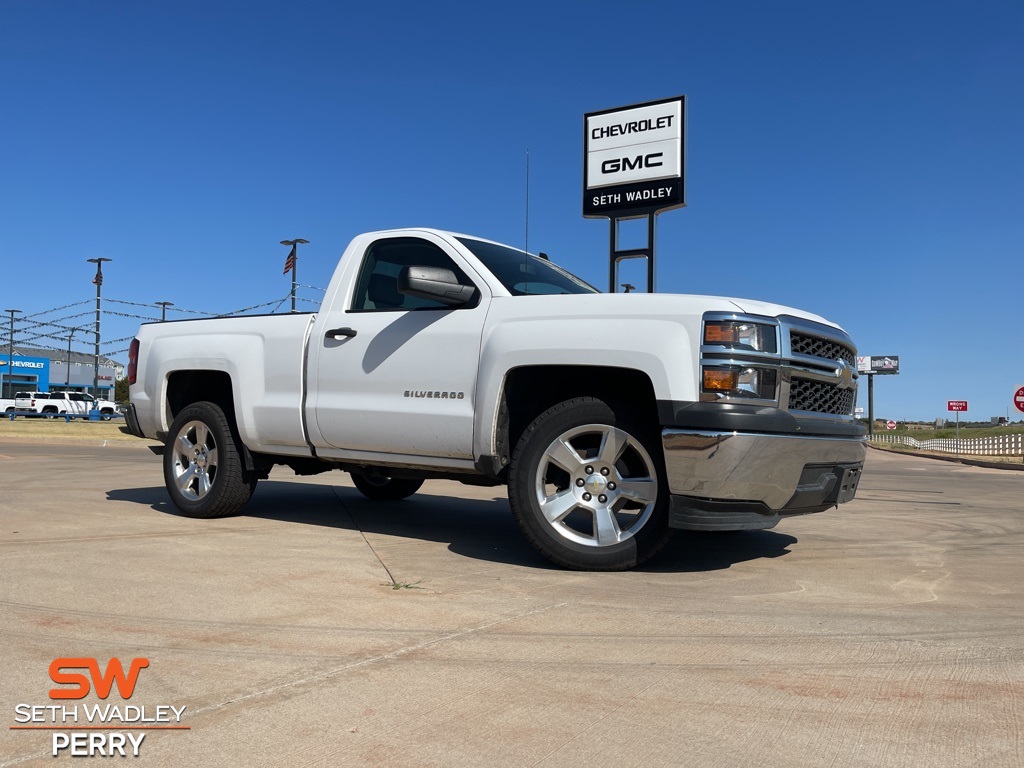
114,378 -> 130,403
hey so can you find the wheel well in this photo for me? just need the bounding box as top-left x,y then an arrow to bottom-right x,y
499,365 -> 659,467
166,371 -> 235,423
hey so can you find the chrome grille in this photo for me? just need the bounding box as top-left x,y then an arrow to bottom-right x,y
790,332 -> 855,366
788,377 -> 856,415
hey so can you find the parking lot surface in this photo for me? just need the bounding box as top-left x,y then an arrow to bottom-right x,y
1,434 -> 1022,767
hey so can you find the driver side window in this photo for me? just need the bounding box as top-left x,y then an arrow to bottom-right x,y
350,237 -> 474,312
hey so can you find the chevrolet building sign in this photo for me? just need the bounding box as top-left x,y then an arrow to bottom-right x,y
584,96 -> 686,218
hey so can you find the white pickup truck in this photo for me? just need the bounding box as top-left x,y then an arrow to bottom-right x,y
125,228 -> 866,570
65,392 -> 119,420
11,392 -> 72,415
7,391 -> 118,418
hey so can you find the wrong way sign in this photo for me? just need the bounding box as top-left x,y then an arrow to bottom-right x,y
947,400 -> 968,412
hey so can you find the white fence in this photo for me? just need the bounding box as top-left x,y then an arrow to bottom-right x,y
872,433 -> 1024,457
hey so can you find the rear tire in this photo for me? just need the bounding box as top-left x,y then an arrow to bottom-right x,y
351,473 -> 424,501
508,397 -> 672,571
163,401 -> 257,518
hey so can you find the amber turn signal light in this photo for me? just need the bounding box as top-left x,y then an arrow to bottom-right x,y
704,323 -> 739,344
703,369 -> 739,391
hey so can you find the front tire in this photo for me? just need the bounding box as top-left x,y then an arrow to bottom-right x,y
508,397 -> 672,571
163,401 -> 257,518
351,473 -> 424,501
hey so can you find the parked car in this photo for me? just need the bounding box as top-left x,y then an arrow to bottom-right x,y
6,391 -> 119,419
65,392 -> 118,420
12,392 -> 63,415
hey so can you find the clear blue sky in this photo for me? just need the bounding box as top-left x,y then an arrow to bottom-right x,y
2,0 -> 1022,422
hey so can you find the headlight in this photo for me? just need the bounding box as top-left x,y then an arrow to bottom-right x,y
702,366 -> 777,400
704,321 -> 777,353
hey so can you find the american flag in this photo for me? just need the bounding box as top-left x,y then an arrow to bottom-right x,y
283,251 -> 296,275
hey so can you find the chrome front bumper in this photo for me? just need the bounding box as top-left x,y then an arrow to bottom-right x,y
662,429 -> 866,530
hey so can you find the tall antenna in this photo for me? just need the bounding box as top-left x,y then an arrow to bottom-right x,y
524,148 -> 530,255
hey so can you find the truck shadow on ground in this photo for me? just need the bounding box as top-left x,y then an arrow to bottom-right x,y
107,480 -> 797,573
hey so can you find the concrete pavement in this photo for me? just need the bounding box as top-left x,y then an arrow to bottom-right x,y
1,437 -> 1021,766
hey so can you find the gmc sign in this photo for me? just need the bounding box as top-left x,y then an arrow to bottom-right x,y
584,96 -> 686,217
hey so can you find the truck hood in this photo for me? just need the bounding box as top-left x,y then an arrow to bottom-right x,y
721,296 -> 837,328
490,292 -> 841,331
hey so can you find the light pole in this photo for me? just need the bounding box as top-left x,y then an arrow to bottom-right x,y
4,308 -> 21,399
87,258 -> 111,398
65,326 -> 80,389
155,301 -> 174,322
280,238 -> 309,313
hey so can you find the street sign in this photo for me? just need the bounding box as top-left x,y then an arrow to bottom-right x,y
886,420 -> 897,430
1014,386 -> 1024,414
947,400 -> 968,452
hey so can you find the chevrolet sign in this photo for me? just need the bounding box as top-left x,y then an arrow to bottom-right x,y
584,96 -> 686,218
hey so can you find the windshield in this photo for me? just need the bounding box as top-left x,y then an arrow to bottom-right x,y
456,237 -> 599,296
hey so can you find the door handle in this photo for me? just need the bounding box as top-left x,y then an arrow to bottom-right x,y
325,327 -> 357,339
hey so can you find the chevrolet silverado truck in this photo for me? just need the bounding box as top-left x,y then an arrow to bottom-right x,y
65,392 -> 119,419
8,391 -> 118,418
125,228 -> 865,571
12,392 -> 73,415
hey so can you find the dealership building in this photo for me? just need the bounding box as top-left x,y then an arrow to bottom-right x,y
1,346 -> 122,399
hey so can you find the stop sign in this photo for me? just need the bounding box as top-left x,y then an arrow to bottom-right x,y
1015,386 -> 1024,414
886,420 -> 897,430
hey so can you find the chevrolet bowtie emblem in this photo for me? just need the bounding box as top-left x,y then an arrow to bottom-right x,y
835,360 -> 855,390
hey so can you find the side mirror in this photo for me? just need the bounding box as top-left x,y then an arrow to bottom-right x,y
398,266 -> 477,307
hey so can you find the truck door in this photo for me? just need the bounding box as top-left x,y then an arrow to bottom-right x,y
67,393 -> 89,415
308,235 -> 486,460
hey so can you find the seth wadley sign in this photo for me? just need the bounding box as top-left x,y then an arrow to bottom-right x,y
584,97 -> 685,216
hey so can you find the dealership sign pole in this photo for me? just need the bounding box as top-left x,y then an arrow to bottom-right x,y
856,356 -> 900,437
583,96 -> 686,292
